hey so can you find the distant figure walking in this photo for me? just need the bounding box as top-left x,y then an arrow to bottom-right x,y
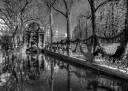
79,43 -> 94,63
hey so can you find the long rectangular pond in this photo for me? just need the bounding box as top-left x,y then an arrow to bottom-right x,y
0,53 -> 128,91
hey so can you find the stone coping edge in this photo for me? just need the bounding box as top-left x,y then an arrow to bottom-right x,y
43,49 -> 128,81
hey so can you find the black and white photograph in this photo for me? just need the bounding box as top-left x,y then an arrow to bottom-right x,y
0,0 -> 128,91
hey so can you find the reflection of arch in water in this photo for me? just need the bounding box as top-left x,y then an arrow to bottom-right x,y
25,54 -> 39,69
40,55 -> 44,69
43,56 -> 59,72
51,58 -> 59,73
26,55 -> 31,69
41,55 -> 50,70
26,54 -> 52,71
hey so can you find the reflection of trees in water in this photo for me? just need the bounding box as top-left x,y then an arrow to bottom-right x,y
1,54 -> 57,91
97,77 -> 128,91
72,67 -> 97,90
98,77 -> 116,88
70,66 -> 128,91
18,54 -> 52,90
78,77 -> 88,91
5,54 -> 128,91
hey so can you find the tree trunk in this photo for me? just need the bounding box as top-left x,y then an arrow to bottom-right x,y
27,33 -> 30,47
51,59 -> 54,91
36,31 -> 39,47
12,37 -> 15,49
117,0 -> 128,55
50,0 -> 53,46
85,22 -> 88,39
67,64 -> 71,91
91,1 -> 96,53
127,0 -> 128,27
120,29 -> 128,49
66,15 -> 71,56
20,13 -> 23,43
78,18 -> 81,39
112,29 -> 128,59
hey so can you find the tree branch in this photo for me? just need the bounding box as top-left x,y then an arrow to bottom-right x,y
69,0 -> 73,14
46,0 -> 67,17
2,0 -> 17,15
95,0 -> 120,12
87,0 -> 91,5
0,9 -> 11,23
45,0 -> 57,9
63,0 -> 67,10
51,0 -> 57,5
0,16 -> 10,28
97,30 -> 123,40
71,35 -> 92,43
21,0 -> 29,13
79,14 -> 91,19
23,17 -> 40,23
95,0 -> 109,12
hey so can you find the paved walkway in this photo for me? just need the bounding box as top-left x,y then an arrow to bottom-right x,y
71,53 -> 128,76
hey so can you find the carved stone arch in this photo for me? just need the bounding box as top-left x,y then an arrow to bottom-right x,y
28,22 -> 40,32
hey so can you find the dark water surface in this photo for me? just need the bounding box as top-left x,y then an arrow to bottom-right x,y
1,53 -> 128,91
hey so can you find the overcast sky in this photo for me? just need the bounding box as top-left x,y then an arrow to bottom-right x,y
53,0 -> 89,34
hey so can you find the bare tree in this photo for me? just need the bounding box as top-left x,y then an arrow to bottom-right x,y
44,0 -> 56,45
0,1 -> 17,33
87,0 -> 120,53
45,0 -> 80,56
0,0 -> 47,47
0,0 -> 19,48
126,0 -> 128,27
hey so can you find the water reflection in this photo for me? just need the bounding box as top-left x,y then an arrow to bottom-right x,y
0,53 -> 128,91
